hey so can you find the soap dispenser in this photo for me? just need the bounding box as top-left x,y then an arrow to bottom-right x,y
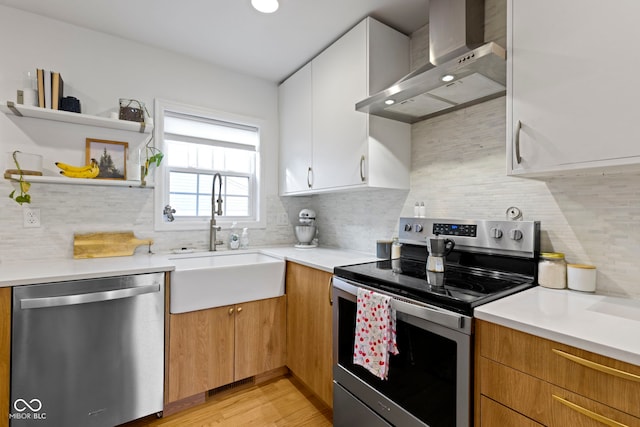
240,228 -> 249,249
229,222 -> 240,250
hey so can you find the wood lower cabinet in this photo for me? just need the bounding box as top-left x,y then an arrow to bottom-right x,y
167,296 -> 286,403
476,320 -> 640,426
285,262 -> 333,407
1,288 -> 10,427
480,397 -> 543,427
234,297 -> 286,380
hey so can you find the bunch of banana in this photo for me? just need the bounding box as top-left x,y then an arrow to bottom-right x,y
56,158 -> 100,178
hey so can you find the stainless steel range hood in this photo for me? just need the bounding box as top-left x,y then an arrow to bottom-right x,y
356,0 -> 506,124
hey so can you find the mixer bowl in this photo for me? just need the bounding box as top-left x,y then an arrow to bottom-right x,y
295,225 -> 316,244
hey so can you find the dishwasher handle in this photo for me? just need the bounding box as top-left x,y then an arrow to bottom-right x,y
20,283 -> 161,310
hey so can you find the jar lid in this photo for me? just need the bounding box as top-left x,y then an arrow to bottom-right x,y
567,263 -> 596,269
540,252 -> 565,259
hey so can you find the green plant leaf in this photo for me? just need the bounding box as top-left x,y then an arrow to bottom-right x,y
15,194 -> 30,205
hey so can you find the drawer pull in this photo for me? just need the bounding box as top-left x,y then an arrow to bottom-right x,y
552,395 -> 628,427
552,349 -> 640,383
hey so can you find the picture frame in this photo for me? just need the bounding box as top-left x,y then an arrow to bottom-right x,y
85,138 -> 128,180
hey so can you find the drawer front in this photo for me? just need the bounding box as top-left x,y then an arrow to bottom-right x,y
478,320 -> 640,418
480,396 -> 543,427
480,357 -> 550,425
481,357 -> 640,427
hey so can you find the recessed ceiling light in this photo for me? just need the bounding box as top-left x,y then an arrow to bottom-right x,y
385,99 -> 395,105
441,74 -> 455,82
252,0 -> 279,13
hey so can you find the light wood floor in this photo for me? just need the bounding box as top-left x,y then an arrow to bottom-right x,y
122,375 -> 332,426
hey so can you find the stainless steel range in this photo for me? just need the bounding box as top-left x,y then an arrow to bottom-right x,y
332,217 -> 540,427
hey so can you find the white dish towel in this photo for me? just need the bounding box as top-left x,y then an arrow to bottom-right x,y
353,288 -> 399,380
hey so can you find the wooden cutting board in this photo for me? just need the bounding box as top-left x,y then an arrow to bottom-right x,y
73,231 -> 154,259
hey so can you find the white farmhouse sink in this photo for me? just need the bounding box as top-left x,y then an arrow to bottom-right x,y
169,252 -> 285,314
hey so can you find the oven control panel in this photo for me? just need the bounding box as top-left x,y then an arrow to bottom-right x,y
399,217 -> 540,258
433,223 -> 477,237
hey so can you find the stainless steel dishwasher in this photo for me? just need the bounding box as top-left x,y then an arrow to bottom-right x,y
10,273 -> 165,426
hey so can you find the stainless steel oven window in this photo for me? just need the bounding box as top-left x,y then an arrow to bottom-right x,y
333,277 -> 472,427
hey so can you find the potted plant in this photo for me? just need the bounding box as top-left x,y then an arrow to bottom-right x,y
140,136 -> 163,186
8,150 -> 32,205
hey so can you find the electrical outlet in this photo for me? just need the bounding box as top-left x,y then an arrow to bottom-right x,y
23,207 -> 41,228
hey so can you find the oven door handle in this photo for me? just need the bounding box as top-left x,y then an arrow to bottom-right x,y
390,298 -> 464,330
333,276 -> 468,331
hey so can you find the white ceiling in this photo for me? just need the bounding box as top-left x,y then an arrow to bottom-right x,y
0,0 -> 429,83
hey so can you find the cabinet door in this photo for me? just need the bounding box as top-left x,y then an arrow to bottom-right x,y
0,288 -> 10,427
286,262 -> 334,407
234,296 -> 286,380
279,62 -> 313,194
312,19 -> 368,190
167,306 -> 234,402
507,0 -> 640,175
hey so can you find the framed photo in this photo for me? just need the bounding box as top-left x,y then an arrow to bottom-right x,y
86,138 -> 128,180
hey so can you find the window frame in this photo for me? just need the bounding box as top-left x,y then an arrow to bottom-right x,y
153,99 -> 266,232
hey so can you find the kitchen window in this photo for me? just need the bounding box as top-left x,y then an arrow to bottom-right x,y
154,99 -> 264,231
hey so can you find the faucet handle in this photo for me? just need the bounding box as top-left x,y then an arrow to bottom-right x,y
163,205 -> 176,222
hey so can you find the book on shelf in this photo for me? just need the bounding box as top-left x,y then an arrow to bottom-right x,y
51,71 -> 64,110
36,68 -> 45,108
35,69 -> 64,109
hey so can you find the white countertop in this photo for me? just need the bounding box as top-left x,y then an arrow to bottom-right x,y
0,245 -> 380,287
0,255 -> 176,287
260,246 -> 380,273
475,286 -> 640,366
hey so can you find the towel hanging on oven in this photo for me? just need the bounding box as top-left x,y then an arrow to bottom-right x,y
353,288 -> 399,380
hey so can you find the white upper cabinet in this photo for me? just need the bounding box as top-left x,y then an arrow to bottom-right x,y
507,0 -> 640,176
279,17 -> 411,195
279,62 -> 313,194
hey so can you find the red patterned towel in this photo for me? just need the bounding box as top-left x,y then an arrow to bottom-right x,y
353,288 -> 399,380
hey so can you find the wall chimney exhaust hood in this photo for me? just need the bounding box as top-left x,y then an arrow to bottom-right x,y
356,0 -> 506,124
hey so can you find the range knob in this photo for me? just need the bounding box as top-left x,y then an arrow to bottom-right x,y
490,227 -> 503,239
509,229 -> 523,241
404,223 -> 412,232
414,224 -> 423,232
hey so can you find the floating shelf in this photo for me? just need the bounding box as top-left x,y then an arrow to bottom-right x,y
6,174 -> 153,188
1,101 -> 152,134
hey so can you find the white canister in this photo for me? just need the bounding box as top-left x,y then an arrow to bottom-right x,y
391,237 -> 402,259
538,252 -> 567,289
567,264 -> 597,292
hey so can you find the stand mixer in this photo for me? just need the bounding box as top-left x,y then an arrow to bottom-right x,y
294,208 -> 318,248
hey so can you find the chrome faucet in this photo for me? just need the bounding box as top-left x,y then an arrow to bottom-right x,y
209,173 -> 224,251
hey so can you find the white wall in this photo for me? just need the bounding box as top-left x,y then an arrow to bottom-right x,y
0,6 -> 298,261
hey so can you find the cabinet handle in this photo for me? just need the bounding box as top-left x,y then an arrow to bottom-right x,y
237,307 -> 243,313
360,155 -> 366,182
307,167 -> 313,188
228,307 -> 234,315
514,120 -> 522,164
552,349 -> 640,383
328,277 -> 333,306
552,395 -> 628,427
